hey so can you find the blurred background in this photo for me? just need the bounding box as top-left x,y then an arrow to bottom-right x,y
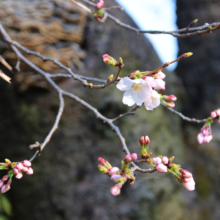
0,0 -> 220,219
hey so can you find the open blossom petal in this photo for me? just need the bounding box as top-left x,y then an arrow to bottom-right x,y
119,78 -> 152,106
116,77 -> 134,91
122,89 -> 136,106
144,90 -> 160,110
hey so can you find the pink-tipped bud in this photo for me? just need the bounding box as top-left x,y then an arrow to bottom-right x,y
131,153 -> 138,161
163,101 -> 175,108
16,162 -> 24,171
183,178 -> 195,191
162,156 -> 169,164
98,164 -> 109,174
2,175 -> 8,182
1,183 -> 10,193
179,169 -> 192,178
22,160 -> 32,167
197,132 -> 204,144
111,174 -> 122,182
154,72 -> 166,79
164,95 -> 177,102
109,167 -> 120,176
102,54 -> 118,67
96,0 -> 105,9
110,183 -> 122,196
124,154 -> 132,163
139,136 -> 150,146
15,172 -> 23,179
26,167 -> 34,175
13,168 -> 19,175
216,109 -> 220,116
156,164 -> 167,173
0,181 -> 4,188
152,157 -> 161,165
211,111 -> 217,119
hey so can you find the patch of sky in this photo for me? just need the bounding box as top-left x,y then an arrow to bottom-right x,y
116,0 -> 178,71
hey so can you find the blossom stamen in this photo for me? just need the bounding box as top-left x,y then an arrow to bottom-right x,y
132,84 -> 142,92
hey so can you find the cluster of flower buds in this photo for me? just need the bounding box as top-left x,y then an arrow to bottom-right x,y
0,158 -> 34,193
139,136 -> 151,158
147,156 -> 169,173
160,94 -> 177,108
210,108 -> 220,123
197,120 -> 213,144
102,54 -> 119,67
98,154 -> 137,196
93,0 -> 105,18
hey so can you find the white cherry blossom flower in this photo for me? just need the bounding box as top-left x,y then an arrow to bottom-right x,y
144,90 -> 160,110
117,77 -> 152,106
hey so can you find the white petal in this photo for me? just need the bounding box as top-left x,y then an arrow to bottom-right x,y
122,89 -> 135,106
116,77 -> 133,91
132,79 -> 145,84
144,90 -> 160,110
145,77 -> 156,88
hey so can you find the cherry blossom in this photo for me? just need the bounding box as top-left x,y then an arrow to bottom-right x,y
117,77 -> 152,106
144,90 -> 160,110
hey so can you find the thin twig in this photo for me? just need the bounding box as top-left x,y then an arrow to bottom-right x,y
161,103 -> 207,123
132,167 -> 157,174
0,69 -> 11,83
78,0 -> 220,38
110,105 -> 140,122
4,37 -> 121,89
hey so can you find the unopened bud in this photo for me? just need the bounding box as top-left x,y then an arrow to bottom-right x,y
169,156 -> 175,163
164,95 -> 177,102
23,160 -> 32,167
216,109 -> 220,116
98,164 -> 109,174
26,167 -> 34,175
139,136 -> 150,146
16,162 -> 24,171
5,159 -> 11,165
107,74 -> 114,83
131,153 -> 138,161
124,154 -> 132,163
96,0 -> 105,9
15,172 -> 23,179
183,52 -> 193,58
162,156 -> 169,164
119,57 -> 123,65
102,54 -> 118,67
156,164 -> 167,173
152,157 -> 162,165
211,111 -> 217,119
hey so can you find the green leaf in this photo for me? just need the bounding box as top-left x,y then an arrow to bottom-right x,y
0,215 -> 8,220
1,196 -> 12,216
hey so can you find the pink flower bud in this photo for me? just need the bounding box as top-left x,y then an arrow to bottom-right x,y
2,175 -> 8,182
139,136 -> 150,146
26,167 -> 34,175
179,169 -> 192,178
22,166 -> 28,172
131,153 -> 138,161
15,172 -> 23,179
197,132 -> 204,144
203,135 -> 213,143
154,72 -> 166,79
109,167 -> 120,176
216,109 -> 220,116
16,162 -> 24,171
102,54 -> 118,66
0,181 -> 4,188
165,95 -> 177,101
211,111 -> 217,118
124,154 -> 132,163
22,160 -> 32,167
111,174 -> 122,182
13,168 -> 19,175
161,156 -> 169,164
96,0 -> 105,9
1,184 -> 10,193
183,178 -> 195,191
110,184 -> 122,196
152,157 -> 161,165
156,164 -> 167,173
